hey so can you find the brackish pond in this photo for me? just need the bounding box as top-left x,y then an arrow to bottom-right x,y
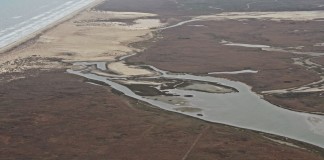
68,61 -> 324,148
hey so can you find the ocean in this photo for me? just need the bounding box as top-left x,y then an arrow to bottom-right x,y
0,0 -> 95,49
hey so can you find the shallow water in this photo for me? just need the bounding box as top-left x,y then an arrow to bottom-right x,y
0,0 -> 95,49
68,62 -> 324,148
224,43 -> 270,48
208,69 -> 258,74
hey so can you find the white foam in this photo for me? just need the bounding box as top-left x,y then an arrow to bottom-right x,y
0,0 -> 95,50
64,1 -> 74,5
12,16 -> 22,19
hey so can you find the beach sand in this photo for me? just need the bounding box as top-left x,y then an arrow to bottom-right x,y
1,0 -> 324,159
0,0 -> 104,54
0,8 -> 164,74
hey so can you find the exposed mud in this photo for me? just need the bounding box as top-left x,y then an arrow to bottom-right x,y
128,17 -> 324,114
2,69 -> 324,159
1,0 -> 324,159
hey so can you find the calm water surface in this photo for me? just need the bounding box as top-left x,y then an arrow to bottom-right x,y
68,62 -> 324,148
0,0 -> 94,49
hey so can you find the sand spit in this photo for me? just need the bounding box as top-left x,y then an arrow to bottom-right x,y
145,96 -> 189,106
87,11 -> 157,19
208,70 -> 258,75
108,61 -> 155,76
179,83 -> 234,93
0,10 -> 164,74
117,80 -> 161,85
197,11 -> 324,21
220,40 -> 270,48
220,40 -> 324,57
160,11 -> 324,38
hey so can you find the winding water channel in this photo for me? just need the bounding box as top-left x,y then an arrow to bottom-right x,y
67,60 -> 324,148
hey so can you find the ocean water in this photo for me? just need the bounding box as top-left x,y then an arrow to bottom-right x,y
0,0 -> 95,49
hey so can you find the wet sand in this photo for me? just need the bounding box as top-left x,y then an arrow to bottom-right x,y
128,18 -> 324,114
1,69 -> 324,159
1,0 -> 324,159
0,0 -> 103,54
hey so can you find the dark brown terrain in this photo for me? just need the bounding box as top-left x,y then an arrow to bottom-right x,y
1,0 -> 324,159
0,69 -> 323,159
313,56 -> 324,66
124,3 -> 324,113
265,92 -> 324,113
96,0 -> 324,14
128,19 -> 323,91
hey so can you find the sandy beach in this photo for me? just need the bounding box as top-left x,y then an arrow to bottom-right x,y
1,0 -> 324,159
0,0 -> 103,54
0,7 -> 165,75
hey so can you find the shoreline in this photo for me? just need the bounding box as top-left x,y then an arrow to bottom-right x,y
1,68 -> 323,159
0,0 -> 324,157
0,0 -> 103,54
0,1 -> 322,148
68,59 -> 324,149
127,93 -> 324,155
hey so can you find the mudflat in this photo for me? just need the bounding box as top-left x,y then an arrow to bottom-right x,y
0,69 -> 323,159
1,0 -> 324,159
127,4 -> 324,114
